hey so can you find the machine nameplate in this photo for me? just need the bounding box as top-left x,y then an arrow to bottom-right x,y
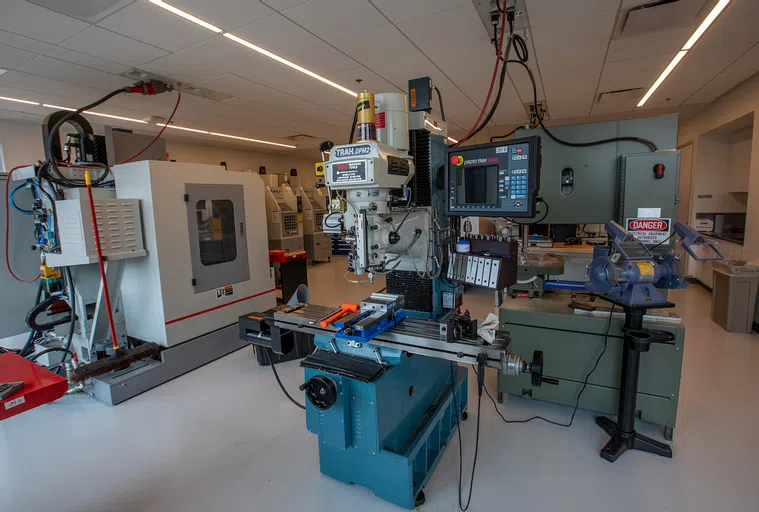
333,161 -> 367,183
333,144 -> 372,158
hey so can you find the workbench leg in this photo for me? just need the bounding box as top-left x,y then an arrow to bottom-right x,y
497,391 -> 504,404
664,426 -> 674,442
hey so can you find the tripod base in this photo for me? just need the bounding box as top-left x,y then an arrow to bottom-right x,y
595,416 -> 672,463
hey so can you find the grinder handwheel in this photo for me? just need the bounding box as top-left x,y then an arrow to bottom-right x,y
299,375 -> 338,410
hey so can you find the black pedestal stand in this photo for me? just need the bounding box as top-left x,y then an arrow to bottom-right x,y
595,297 -> 676,463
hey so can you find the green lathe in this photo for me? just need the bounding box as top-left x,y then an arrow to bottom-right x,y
497,293 -> 685,441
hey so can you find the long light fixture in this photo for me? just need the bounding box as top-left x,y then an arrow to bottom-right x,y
1,96 -> 295,148
222,33 -> 357,97
146,1 -> 357,97
210,132 -> 297,149
0,95 -> 39,106
637,0 -> 730,107
447,136 -> 459,144
156,123 -> 209,133
148,0 -> 222,33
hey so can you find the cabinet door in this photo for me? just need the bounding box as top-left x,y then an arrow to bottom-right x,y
186,183 -> 250,293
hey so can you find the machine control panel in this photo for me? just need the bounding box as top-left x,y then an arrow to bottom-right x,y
446,136 -> 541,217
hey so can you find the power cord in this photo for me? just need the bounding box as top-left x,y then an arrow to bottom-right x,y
477,305 -> 615,427
505,197 -> 549,225
264,347 -> 305,410
432,85 -> 446,121
450,354 -> 488,511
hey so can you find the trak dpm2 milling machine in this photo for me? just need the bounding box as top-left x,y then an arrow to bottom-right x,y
240,88 -> 550,509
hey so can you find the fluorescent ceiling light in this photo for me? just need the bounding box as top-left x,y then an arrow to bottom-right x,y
637,50 -> 687,107
42,104 -> 75,110
682,0 -> 730,50
424,119 -> 443,131
157,123 -> 209,134
222,33 -> 357,97
447,136 -> 459,144
85,111 -> 147,123
0,68 -> 7,77
147,0 -> 222,33
638,0 -> 730,107
0,95 -> 40,106
210,132 -> 297,148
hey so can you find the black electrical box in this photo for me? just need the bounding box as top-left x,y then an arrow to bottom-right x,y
408,77 -> 432,112
446,136 -> 541,218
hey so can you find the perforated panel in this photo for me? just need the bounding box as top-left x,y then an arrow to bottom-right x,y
283,212 -> 299,234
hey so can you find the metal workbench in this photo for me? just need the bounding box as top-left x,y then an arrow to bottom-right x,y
498,293 -> 686,440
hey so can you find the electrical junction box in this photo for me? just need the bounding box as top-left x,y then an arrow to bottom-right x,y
408,76 -> 432,112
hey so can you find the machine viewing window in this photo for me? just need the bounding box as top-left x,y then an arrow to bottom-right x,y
196,199 -> 237,266
456,165 -> 498,205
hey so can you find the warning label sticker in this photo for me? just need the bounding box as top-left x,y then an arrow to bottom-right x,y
216,285 -> 233,299
626,218 -> 671,245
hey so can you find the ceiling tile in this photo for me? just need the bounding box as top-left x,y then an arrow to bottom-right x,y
165,0 -> 274,31
282,0 -> 390,44
0,1 -> 90,44
370,0 -> 470,23
0,70 -> 85,98
0,44 -> 36,70
607,26 -> 691,63
685,43 -> 759,105
598,53 -> 673,94
0,30 -> 129,74
17,55 -> 133,91
139,37 -> 239,83
538,44 -> 608,119
98,2 -> 215,53
230,14 -> 360,74
60,26 -> 168,67
527,0 -> 619,27
263,0 -> 310,11
531,10 -> 618,54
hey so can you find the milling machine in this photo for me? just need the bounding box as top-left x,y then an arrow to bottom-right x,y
241,88 -> 548,508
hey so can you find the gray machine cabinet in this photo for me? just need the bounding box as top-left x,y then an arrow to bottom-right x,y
185,183 -> 250,293
498,295 -> 685,439
617,151 -> 680,249
517,115 -> 678,224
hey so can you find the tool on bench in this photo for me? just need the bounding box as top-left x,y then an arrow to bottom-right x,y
319,303 -> 360,328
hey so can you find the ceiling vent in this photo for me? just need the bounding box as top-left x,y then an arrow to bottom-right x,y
615,0 -> 709,38
26,0 -> 135,24
597,88 -> 645,104
121,69 -> 234,102
284,134 -> 317,142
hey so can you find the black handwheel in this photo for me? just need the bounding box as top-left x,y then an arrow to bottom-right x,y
461,411 -> 468,421
415,491 -> 426,507
299,375 -> 338,410
531,350 -> 544,387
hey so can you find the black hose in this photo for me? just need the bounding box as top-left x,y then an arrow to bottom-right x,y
19,281 -> 45,357
506,198 -> 549,225
26,294 -> 72,331
265,348 -> 305,410
57,267 -> 77,375
27,346 -> 74,363
433,85 -> 446,121
348,104 -> 359,144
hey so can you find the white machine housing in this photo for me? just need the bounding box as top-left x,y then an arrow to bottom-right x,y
263,175 -> 303,253
296,185 -> 331,262
112,161 -> 275,347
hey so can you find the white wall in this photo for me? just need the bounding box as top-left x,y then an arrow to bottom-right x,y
0,118 -> 319,186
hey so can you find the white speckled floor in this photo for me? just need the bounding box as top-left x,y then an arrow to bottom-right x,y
2,257 -> 758,512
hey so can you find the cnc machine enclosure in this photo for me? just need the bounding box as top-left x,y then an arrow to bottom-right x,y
112,161 -> 275,347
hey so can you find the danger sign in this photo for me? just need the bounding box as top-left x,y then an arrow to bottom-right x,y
626,218 -> 671,245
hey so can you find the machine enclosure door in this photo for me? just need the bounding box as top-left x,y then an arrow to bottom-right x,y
185,183 -> 250,293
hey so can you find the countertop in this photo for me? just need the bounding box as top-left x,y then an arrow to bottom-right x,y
702,232 -> 744,246
527,244 -> 596,255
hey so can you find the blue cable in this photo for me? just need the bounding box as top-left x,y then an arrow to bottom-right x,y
10,181 -> 33,214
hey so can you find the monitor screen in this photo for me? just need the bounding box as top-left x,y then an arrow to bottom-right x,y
455,165 -> 499,206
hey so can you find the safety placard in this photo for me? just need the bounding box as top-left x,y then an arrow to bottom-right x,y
332,161 -> 367,183
626,218 -> 671,245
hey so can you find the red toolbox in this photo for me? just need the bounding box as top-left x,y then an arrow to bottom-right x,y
1,353 -> 68,421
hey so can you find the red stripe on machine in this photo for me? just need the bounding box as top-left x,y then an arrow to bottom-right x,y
165,289 -> 276,325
